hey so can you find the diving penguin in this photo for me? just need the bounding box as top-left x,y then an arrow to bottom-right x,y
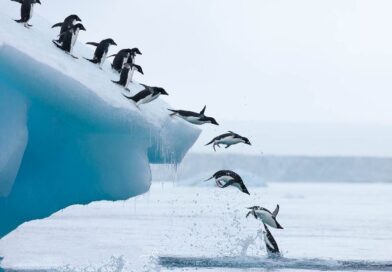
11,0 -> 41,28
112,63 -> 144,89
52,14 -> 82,44
84,38 -> 117,69
52,23 -> 86,58
246,205 -> 283,229
123,85 -> 168,107
205,170 -> 250,195
262,224 -> 281,257
168,106 -> 219,126
206,131 -> 251,151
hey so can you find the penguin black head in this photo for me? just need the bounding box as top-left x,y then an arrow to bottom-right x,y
69,14 -> 82,22
131,48 -> 142,55
132,64 -> 144,75
202,116 -> 219,125
104,39 -> 117,46
153,87 -> 168,96
74,23 -> 86,31
35,0 -> 42,4
242,137 -> 251,145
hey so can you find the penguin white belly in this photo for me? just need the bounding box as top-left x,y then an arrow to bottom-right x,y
218,136 -> 242,145
180,116 -> 206,125
125,69 -> 135,88
28,4 -> 34,22
215,175 -> 234,187
136,93 -> 158,106
70,29 -> 79,54
100,52 -> 107,68
263,232 -> 275,249
256,211 -> 277,228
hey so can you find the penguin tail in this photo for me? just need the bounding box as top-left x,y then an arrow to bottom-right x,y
122,94 -> 135,102
84,57 -> 99,64
107,54 -> 117,58
14,19 -> 23,23
111,80 -> 121,85
168,109 -> 178,116
205,139 -> 215,146
52,22 -> 63,28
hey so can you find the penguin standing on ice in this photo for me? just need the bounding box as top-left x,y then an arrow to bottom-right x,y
52,14 -> 82,44
84,39 -> 117,69
206,131 -> 251,151
123,85 -> 168,107
246,205 -> 283,229
168,106 -> 219,126
262,224 -> 280,256
11,0 -> 41,28
205,170 -> 250,195
53,23 -> 86,58
112,63 -> 144,89
109,48 -> 142,73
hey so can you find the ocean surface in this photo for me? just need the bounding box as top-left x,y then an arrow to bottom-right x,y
0,182 -> 391,272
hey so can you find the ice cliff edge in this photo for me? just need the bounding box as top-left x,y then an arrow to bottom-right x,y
0,4 -> 200,238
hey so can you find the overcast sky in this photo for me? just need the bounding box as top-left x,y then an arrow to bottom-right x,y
30,0 -> 392,155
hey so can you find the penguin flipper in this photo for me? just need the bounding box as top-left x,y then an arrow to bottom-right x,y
240,183 -> 250,195
52,40 -> 63,50
272,205 -> 280,218
86,42 -> 100,47
200,105 -> 207,115
221,180 -> 235,188
52,22 -> 63,28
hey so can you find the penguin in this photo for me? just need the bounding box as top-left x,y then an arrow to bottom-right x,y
262,224 -> 281,256
109,48 -> 142,73
112,63 -> 144,89
206,131 -> 251,151
246,205 -> 283,229
84,39 -> 117,69
11,0 -> 41,28
123,85 -> 168,107
126,48 -> 142,65
52,14 -> 82,44
52,23 -> 86,58
205,170 -> 250,195
168,106 -> 219,125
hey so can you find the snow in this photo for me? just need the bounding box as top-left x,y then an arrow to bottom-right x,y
0,1 -> 200,238
0,182 -> 391,271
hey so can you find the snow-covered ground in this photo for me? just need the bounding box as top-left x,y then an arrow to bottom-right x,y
1,181 -> 391,271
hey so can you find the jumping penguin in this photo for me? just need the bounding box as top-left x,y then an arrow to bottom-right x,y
52,14 -> 82,44
11,0 -> 41,28
112,63 -> 144,89
205,170 -> 250,195
168,106 -> 219,125
84,38 -> 117,69
246,205 -> 283,229
123,85 -> 168,107
262,224 -> 280,257
109,48 -> 142,73
206,131 -> 251,151
52,23 -> 86,58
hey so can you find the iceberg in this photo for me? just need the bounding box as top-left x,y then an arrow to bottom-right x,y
0,3 -> 200,238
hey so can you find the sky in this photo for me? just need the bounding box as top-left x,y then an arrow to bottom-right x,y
22,0 -> 392,155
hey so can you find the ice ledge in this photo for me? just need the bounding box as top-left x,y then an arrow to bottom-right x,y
0,35 -> 200,238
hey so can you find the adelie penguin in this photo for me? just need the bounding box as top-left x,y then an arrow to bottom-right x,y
52,14 -> 82,44
168,106 -> 218,126
11,0 -> 41,28
84,39 -> 117,69
123,85 -> 168,107
246,205 -> 283,229
112,63 -> 144,90
109,48 -> 142,73
206,131 -> 251,151
52,23 -> 86,58
262,223 -> 281,257
205,170 -> 250,195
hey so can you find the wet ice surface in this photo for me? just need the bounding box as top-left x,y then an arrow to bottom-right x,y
1,182 -> 392,272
